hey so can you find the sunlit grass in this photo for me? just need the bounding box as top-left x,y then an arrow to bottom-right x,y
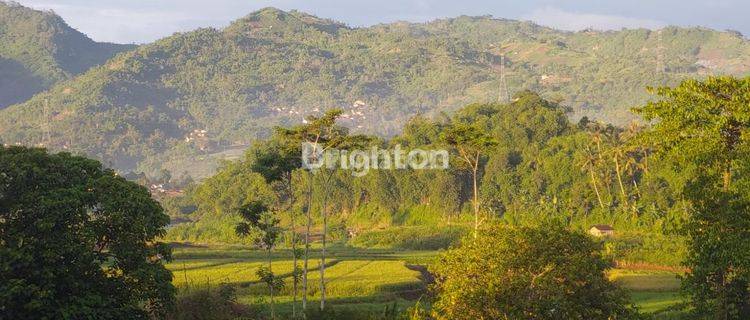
166,244 -> 690,318
167,244 -> 426,316
631,291 -> 683,314
609,269 -> 688,317
608,269 -> 681,291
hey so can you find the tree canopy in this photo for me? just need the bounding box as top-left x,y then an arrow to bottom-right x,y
0,146 -> 174,319
634,76 -> 750,319
431,224 -> 638,320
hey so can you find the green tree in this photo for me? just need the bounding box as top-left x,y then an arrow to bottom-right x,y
441,122 -> 496,238
248,136 -> 304,317
0,146 -> 174,319
634,76 -> 750,319
430,224 -> 637,320
277,109 -> 370,311
235,201 -> 284,319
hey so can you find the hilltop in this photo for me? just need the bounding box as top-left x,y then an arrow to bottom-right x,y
0,1 -> 133,108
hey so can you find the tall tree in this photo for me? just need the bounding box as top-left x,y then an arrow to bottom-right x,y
580,145 -> 606,209
634,76 -> 750,319
277,109 -> 369,311
0,147 -> 174,319
442,123 -> 496,238
249,137 -> 303,317
235,201 -> 283,319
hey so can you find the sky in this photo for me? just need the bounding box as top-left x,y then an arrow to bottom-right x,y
13,0 -> 750,44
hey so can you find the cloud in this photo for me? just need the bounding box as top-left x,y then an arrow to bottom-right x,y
16,0 -> 229,43
522,7 -> 666,31
12,1 -> 742,44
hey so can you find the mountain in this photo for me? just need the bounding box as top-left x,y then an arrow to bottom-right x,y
0,1 -> 133,108
0,7 -> 749,177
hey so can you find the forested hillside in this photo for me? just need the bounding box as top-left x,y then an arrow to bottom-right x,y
1,6 -> 749,177
0,1 -> 132,108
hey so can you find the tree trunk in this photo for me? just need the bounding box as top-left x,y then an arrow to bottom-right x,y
472,164 -> 479,239
631,177 -> 641,199
614,155 -> 628,207
268,248 -> 275,319
320,185 -> 329,311
288,177 -> 298,318
590,167 -> 605,209
302,173 -> 313,311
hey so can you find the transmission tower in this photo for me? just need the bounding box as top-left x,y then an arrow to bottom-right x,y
655,29 -> 665,73
498,55 -> 510,103
43,98 -> 51,146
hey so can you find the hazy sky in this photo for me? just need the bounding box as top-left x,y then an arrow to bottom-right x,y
13,0 -> 749,44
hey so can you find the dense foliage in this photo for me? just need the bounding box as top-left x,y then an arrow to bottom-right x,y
0,1 -> 132,108
167,91 -> 687,268
0,146 -> 174,318
430,225 -> 638,319
1,5 -> 748,177
635,76 -> 750,319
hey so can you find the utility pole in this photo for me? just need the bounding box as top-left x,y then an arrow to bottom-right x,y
498,54 -> 510,103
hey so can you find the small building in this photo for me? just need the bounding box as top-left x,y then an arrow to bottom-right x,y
589,224 -> 615,237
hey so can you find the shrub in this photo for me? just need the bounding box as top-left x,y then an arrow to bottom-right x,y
349,226 -> 467,250
430,224 -> 639,319
170,284 -> 256,320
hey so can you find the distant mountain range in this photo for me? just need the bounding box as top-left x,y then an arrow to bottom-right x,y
1,4 -> 749,177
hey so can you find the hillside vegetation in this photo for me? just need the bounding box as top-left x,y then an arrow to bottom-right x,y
1,6 -> 749,176
166,91 -> 691,268
0,1 -> 132,108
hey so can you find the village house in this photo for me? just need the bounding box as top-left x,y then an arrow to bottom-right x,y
589,224 -> 615,237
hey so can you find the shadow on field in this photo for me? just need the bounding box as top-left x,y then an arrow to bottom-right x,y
235,259 -> 342,287
174,259 -> 244,272
169,242 -> 436,318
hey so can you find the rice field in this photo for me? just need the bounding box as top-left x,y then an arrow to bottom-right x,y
165,244 -> 428,316
165,244 -> 688,318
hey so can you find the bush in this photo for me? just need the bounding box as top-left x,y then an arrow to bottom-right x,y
349,226 -> 467,250
169,284 -> 256,320
605,232 -> 686,267
392,205 -> 446,226
430,224 -> 639,319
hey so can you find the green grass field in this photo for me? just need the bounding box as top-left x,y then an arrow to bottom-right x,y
608,269 -> 688,317
166,244 -> 689,318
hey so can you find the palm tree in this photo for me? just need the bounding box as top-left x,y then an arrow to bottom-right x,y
580,146 -> 605,209
610,147 -> 629,207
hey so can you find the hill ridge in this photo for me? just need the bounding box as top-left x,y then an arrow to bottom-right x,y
1,5 -> 749,178
0,1 -> 133,108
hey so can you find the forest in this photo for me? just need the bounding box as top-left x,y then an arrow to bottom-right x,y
166,90 -> 686,265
